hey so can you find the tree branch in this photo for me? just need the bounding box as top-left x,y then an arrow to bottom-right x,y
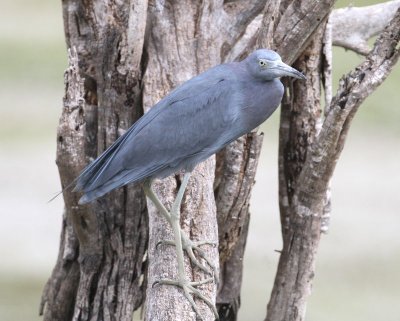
230,0 -> 335,63
215,132 -> 263,319
266,23 -> 327,321
265,8 -> 399,320
309,7 -> 400,189
331,0 -> 400,55
224,0 -> 266,34
221,0 -> 265,61
143,2 -> 224,319
215,2 -> 336,319
43,1 -> 149,320
274,0 -> 335,64
41,47 -> 91,321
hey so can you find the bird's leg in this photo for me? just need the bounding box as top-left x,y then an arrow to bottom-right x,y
144,178 -> 218,277
143,179 -> 172,225
143,174 -> 218,320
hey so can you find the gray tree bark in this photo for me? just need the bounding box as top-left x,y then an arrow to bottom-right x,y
265,7 -> 400,321
40,1 -> 400,321
40,2 -> 149,320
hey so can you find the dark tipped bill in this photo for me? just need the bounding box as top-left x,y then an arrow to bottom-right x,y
276,61 -> 306,80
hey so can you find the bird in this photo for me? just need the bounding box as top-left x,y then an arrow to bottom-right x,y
73,49 -> 305,320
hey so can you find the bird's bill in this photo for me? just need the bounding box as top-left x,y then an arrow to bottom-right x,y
276,61 -> 306,80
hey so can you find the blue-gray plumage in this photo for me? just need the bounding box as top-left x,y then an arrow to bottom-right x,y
75,49 -> 305,204
73,49 -> 304,320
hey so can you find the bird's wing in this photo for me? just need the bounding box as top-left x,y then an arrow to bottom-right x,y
74,105 -> 165,191
77,65 -> 243,195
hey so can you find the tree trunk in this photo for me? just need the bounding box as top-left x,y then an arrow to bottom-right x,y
265,7 -> 400,321
266,22 -> 327,321
40,1 -> 149,320
40,1 -> 400,321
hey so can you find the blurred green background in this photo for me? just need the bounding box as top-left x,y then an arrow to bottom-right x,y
0,1 -> 398,320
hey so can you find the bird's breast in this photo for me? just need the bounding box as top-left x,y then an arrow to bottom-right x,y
240,79 -> 284,130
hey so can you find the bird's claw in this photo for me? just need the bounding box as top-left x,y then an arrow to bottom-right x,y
153,277 -> 219,321
157,232 -> 219,284
156,239 -> 175,249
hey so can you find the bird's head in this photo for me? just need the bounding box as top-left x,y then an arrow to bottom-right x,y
245,49 -> 306,81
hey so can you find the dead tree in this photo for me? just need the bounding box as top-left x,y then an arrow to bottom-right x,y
40,1 -> 400,321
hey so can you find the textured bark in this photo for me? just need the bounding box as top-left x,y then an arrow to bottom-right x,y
40,49 -> 83,321
266,24 -> 327,321
41,1 -> 149,320
265,8 -> 400,321
142,3 -> 221,317
42,1 -> 399,321
215,2 -> 335,319
145,160 -> 219,321
331,0 -> 400,55
233,0 -> 335,63
214,133 -> 262,319
43,1 -> 267,321
141,2 -> 264,320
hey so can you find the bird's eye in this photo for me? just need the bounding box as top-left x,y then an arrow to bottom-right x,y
259,60 -> 267,67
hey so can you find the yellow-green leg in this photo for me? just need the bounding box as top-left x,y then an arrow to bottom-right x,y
143,173 -> 218,320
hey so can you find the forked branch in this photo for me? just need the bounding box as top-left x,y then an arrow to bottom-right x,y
331,0 -> 400,55
265,7 -> 400,321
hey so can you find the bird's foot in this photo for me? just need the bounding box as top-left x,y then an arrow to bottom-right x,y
153,277 -> 218,321
157,232 -> 218,282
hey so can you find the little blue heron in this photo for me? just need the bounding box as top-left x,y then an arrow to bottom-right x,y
74,49 -> 305,320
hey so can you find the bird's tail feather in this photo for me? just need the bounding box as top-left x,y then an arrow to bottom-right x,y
74,140 -> 123,191
78,164 -> 165,204
47,178 -> 77,203
74,124 -> 138,192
